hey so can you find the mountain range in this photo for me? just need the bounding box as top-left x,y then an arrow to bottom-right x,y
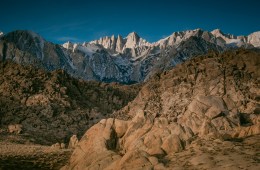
0,29 -> 260,83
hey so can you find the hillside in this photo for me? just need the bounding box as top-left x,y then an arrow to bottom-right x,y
0,60 -> 140,145
63,49 -> 260,169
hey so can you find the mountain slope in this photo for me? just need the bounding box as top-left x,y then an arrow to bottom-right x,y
63,49 -> 260,169
1,29 -> 260,84
0,60 -> 140,144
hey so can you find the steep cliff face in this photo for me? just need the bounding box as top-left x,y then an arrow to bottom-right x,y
63,49 -> 260,170
0,60 -> 140,144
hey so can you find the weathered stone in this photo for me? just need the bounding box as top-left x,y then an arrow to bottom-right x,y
50,143 -> 61,150
60,143 -> 66,149
161,135 -> 183,154
8,124 -> 22,134
68,135 -> 78,149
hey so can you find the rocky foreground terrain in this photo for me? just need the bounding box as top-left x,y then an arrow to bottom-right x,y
0,141 -> 72,170
0,49 -> 259,170
62,49 -> 260,169
0,61 -> 140,169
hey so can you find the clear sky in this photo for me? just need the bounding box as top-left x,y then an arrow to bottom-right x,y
0,0 -> 259,44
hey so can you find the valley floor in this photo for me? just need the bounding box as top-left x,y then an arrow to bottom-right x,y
165,135 -> 260,170
2,135 -> 258,169
0,137 -> 72,170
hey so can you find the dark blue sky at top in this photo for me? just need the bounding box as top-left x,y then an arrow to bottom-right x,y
0,0 -> 259,44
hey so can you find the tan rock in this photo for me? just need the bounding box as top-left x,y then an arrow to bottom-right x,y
114,119 -> 128,138
68,135 -> 78,149
8,124 -> 22,134
60,143 -> 66,149
26,94 -> 50,106
161,135 -> 183,154
51,143 -> 61,150
118,150 -> 153,170
236,124 -> 260,138
148,156 -> 159,166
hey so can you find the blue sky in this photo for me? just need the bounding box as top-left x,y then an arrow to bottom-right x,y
0,0 -> 259,44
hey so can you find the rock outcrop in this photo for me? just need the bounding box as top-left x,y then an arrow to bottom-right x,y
50,143 -> 63,150
248,31 -> 260,48
63,49 -> 260,169
68,135 -> 78,149
8,124 -> 22,134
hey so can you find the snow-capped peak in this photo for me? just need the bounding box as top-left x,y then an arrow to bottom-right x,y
87,28 -> 260,55
124,32 -> 141,48
154,28 -> 205,48
126,32 -> 140,40
211,29 -> 224,36
124,32 -> 150,49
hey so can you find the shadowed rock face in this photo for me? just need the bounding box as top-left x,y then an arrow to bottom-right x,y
63,49 -> 260,169
0,60 -> 140,144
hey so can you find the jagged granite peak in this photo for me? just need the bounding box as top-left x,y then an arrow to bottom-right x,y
211,28 -> 233,39
248,31 -> 260,47
89,32 -> 151,53
0,31 -> 3,37
63,41 -> 84,52
125,32 -> 140,47
155,28 -> 208,48
89,35 -> 118,52
124,31 -> 150,49
211,28 -> 225,36
62,41 -> 74,50
211,29 -> 249,47
116,35 -> 124,52
211,28 -> 240,40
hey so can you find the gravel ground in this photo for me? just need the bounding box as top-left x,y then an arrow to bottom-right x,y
0,137 -> 72,170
